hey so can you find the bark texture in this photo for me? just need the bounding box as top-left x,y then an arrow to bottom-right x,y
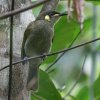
0,0 -> 34,100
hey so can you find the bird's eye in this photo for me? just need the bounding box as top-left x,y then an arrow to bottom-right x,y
45,15 -> 51,21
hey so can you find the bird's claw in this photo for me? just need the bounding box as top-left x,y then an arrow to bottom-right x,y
22,57 -> 28,64
42,53 -> 47,60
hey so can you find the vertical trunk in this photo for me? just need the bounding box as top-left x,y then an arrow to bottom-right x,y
0,0 -> 34,100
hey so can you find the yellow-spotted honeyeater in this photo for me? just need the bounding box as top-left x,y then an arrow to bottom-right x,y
21,10 -> 67,91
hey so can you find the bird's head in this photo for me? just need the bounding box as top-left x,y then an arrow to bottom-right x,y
36,10 -> 67,25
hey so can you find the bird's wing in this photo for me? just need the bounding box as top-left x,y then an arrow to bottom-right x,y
21,21 -> 34,59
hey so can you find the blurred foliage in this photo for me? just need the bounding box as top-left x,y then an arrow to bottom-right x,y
86,0 -> 100,5
76,75 -> 100,100
31,0 -> 100,100
76,86 -> 89,100
32,70 -> 62,100
93,75 -> 100,100
86,0 -> 100,2
44,16 -> 80,63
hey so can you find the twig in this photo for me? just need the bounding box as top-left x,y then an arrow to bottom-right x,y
45,29 -> 82,72
0,37 -> 100,71
64,54 -> 87,98
31,93 -> 45,100
40,0 -> 59,14
68,94 -> 77,100
8,0 -> 14,99
0,0 -> 49,20
63,94 -> 77,100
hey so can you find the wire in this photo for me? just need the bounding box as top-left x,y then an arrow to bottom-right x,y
8,0 -> 15,99
0,0 -> 49,20
0,37 -> 100,72
45,29 -> 82,72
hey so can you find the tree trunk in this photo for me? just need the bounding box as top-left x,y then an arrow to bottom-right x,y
0,0 -> 34,100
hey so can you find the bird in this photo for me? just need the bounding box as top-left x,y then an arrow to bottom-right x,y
21,10 -> 67,91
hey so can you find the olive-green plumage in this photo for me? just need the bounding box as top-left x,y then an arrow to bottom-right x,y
21,10 -> 67,91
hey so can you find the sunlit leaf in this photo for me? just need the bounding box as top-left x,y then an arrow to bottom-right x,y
44,16 -> 80,63
44,17 -> 91,64
76,86 -> 89,100
86,0 -> 100,5
93,75 -> 100,100
33,70 -> 62,100
86,0 -> 100,1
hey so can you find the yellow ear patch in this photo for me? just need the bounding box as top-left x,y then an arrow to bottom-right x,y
45,15 -> 51,21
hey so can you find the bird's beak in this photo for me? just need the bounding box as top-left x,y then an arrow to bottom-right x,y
53,12 -> 67,17
59,12 -> 67,16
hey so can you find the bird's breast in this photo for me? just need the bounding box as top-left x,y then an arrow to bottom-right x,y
24,20 -> 54,56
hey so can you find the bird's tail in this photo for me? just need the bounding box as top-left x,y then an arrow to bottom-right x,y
26,65 -> 39,91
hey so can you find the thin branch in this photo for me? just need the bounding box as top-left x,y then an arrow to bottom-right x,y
45,29 -> 82,72
8,0 -> 14,99
64,54 -> 87,98
0,0 -> 49,20
0,37 -> 100,71
67,94 -> 77,100
40,0 -> 59,14
31,93 -> 45,100
63,94 -> 77,100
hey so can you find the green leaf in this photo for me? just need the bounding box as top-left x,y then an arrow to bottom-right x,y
33,70 -> 62,100
32,5 -> 43,17
86,0 -> 100,5
76,75 -> 100,100
86,0 -> 100,1
44,17 -> 92,64
76,86 -> 89,100
31,94 -> 44,100
44,16 -> 80,63
93,75 -> 100,100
